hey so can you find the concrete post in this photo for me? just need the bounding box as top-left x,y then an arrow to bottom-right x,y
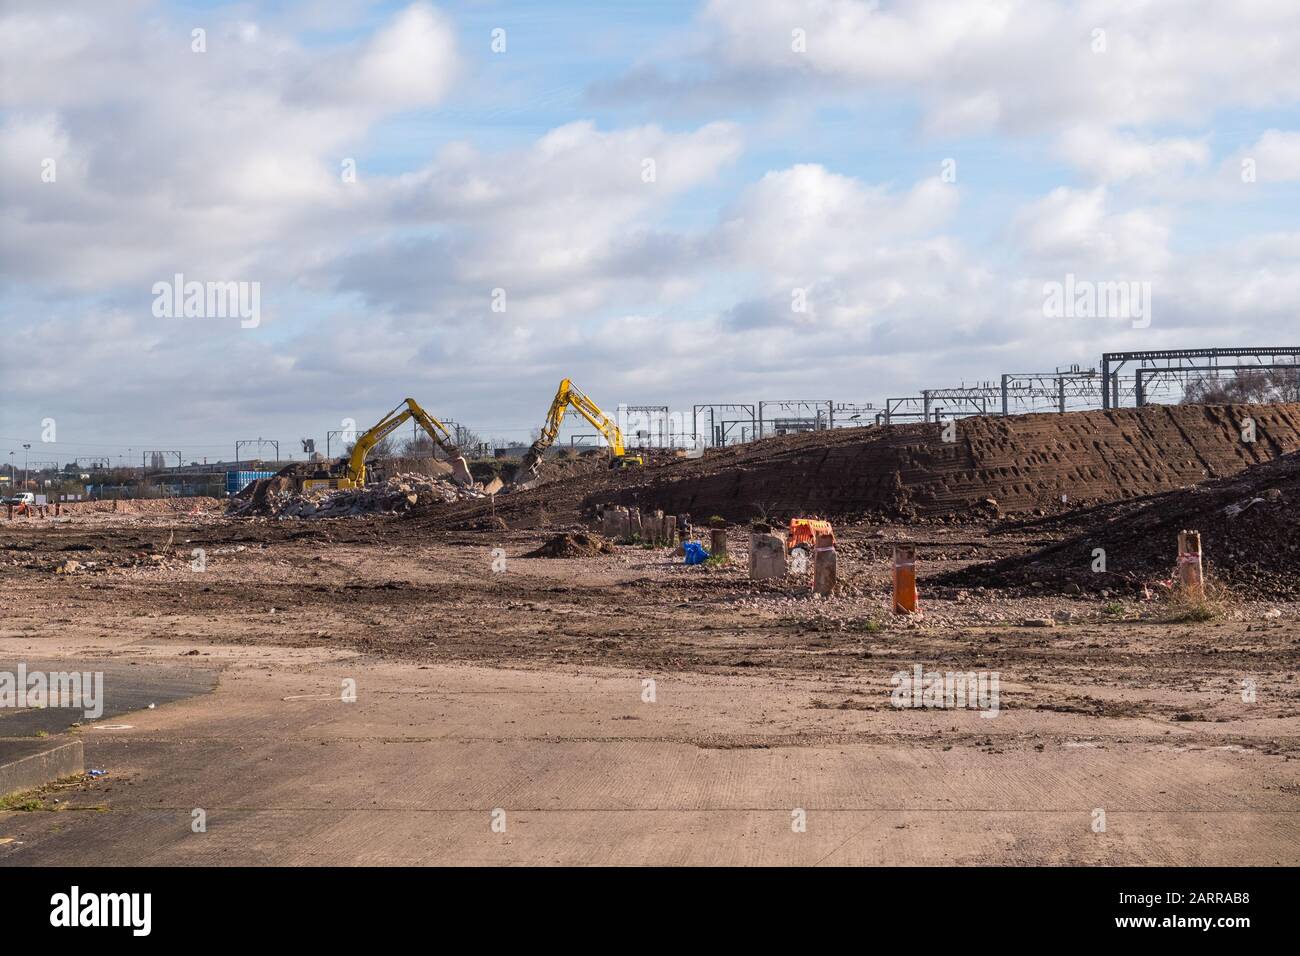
663,515 -> 677,548
812,533 -> 836,596
749,532 -> 787,580
710,528 -> 728,558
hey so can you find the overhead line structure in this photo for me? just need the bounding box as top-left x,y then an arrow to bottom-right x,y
758,400 -> 833,437
693,404 -> 755,447
1101,347 -> 1300,408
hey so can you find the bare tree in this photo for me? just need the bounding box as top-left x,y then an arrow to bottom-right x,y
402,435 -> 436,457
1182,363 -> 1300,404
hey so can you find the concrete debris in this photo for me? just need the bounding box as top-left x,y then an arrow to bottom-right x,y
749,532 -> 788,580
228,473 -> 485,520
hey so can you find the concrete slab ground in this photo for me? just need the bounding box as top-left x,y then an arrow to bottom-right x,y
1,632 -> 1295,866
0,659 -> 218,737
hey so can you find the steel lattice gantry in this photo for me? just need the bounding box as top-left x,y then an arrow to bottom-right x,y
757,400 -> 834,437
920,385 -> 1001,422
1101,347 -> 1300,408
881,397 -> 926,425
692,404 -> 756,447
998,368 -> 1176,414
830,402 -> 876,427
620,405 -> 671,448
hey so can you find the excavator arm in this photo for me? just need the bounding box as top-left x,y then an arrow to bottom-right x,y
341,398 -> 473,488
514,379 -> 639,487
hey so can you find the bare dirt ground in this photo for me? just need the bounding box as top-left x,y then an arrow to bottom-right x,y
1,506 -> 1297,865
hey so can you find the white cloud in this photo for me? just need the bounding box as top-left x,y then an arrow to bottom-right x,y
683,0 -> 1300,136
1233,129 -> 1300,182
295,3 -> 459,108
0,2 -> 460,291
2,0 -> 1298,457
330,120 -> 743,318
1055,125 -> 1209,183
727,164 -> 957,277
1011,186 -> 1171,274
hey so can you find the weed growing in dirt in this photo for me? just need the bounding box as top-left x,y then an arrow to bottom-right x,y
1102,602 -> 1125,616
1166,604 -> 1216,623
844,616 -> 885,633
0,792 -> 44,812
1158,577 -> 1233,623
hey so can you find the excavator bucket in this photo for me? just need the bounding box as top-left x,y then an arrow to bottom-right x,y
447,456 -> 474,487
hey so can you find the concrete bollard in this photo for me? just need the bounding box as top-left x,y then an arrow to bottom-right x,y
710,527 -> 728,559
1177,530 -> 1204,599
650,510 -> 664,545
893,544 -> 919,614
629,508 -> 642,539
749,532 -> 787,580
813,533 -> 836,596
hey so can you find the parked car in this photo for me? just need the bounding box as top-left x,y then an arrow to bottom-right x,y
5,492 -> 35,506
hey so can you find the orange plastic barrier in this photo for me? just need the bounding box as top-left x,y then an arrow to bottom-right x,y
788,518 -> 834,552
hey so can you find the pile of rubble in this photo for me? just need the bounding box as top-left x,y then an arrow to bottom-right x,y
228,473 -> 484,519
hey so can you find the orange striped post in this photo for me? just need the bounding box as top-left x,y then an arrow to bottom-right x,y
893,544 -> 919,614
1177,530 -> 1203,600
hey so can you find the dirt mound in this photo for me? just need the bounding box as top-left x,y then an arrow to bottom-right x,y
229,473 -> 483,519
591,403 -> 1300,522
939,450 -> 1300,598
524,532 -> 615,558
413,402 -> 1300,530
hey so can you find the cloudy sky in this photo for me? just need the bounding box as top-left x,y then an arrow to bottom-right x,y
2,0 -> 1298,464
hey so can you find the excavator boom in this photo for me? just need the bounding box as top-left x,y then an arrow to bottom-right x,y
311,398 -> 473,490
513,379 -> 640,488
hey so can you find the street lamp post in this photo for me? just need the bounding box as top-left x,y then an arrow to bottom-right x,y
22,443 -> 31,490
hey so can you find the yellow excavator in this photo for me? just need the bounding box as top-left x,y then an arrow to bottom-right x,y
512,379 -> 642,489
302,398 -> 474,491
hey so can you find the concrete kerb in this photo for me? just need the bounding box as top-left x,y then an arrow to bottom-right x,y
0,737 -> 84,799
